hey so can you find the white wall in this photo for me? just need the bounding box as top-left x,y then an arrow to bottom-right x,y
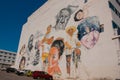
15,0 -> 120,79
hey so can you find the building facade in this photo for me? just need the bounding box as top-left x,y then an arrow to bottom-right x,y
15,0 -> 120,80
0,50 -> 16,69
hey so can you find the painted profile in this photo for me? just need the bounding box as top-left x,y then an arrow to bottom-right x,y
19,56 -> 26,70
51,38 -> 65,57
41,25 -> 54,70
32,40 -> 41,66
33,49 -> 40,66
74,9 -> 84,22
28,34 -> 34,52
47,39 -> 64,75
55,5 -> 78,30
19,44 -> 26,56
77,16 -> 101,49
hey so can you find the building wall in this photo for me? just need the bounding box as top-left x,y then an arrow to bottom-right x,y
0,50 -> 16,69
15,0 -> 120,79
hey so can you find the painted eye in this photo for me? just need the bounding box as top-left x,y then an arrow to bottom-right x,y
83,32 -> 87,35
91,28 -> 94,31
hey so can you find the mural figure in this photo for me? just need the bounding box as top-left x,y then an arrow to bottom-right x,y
42,25 -> 54,71
32,40 -> 41,66
72,48 -> 81,76
28,34 -> 34,52
19,44 -> 26,56
74,9 -> 104,49
19,56 -> 26,70
32,31 -> 44,66
47,38 -> 64,76
55,5 -> 78,30
77,16 -> 101,49
65,26 -> 81,77
26,34 -> 34,66
74,9 -> 84,22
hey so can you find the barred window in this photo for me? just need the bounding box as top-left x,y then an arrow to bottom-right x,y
116,0 -> 120,6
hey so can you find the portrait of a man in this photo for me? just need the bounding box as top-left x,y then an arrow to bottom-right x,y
55,5 -> 78,30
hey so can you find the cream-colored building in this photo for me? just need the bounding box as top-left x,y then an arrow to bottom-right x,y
15,0 -> 120,79
0,50 -> 16,69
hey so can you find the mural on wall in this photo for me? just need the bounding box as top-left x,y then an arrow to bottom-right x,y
47,39 -> 64,75
19,44 -> 26,56
33,31 -> 45,66
77,16 -> 101,49
27,34 -> 34,52
72,48 -> 81,70
26,34 -> 34,66
40,25 -> 54,70
54,5 -> 78,30
17,1 -> 107,79
32,40 -> 41,66
19,56 -> 26,70
65,26 -> 81,76
74,9 -> 104,49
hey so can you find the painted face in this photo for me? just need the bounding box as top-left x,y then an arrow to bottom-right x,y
77,16 -> 100,49
51,48 -> 59,65
47,36 -> 54,45
52,52 -> 59,65
20,60 -> 25,69
48,47 -> 61,75
81,30 -> 99,49
74,9 -> 84,21
19,44 -> 25,55
19,57 -> 26,70
47,25 -> 52,33
55,8 -> 71,30
67,28 -> 74,36
76,11 -> 84,20
28,34 -> 34,51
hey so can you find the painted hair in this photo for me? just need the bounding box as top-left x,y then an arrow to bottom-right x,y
77,16 -> 100,40
28,34 -> 34,51
51,39 -> 64,58
19,56 -> 26,69
74,9 -> 83,21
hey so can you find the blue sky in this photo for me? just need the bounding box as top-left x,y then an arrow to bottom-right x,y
0,0 -> 47,52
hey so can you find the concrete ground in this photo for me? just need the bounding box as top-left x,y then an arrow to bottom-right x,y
0,70 -> 33,80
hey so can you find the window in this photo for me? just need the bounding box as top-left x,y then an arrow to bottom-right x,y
13,54 -> 16,56
109,1 -> 115,11
5,52 -> 7,54
0,51 -> 3,53
116,0 -> 120,6
3,59 -> 6,62
12,57 -> 15,59
8,60 -> 10,62
112,21 -> 120,35
108,1 -> 120,18
112,21 -> 120,48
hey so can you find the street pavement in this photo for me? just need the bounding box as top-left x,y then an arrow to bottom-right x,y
0,70 -> 33,80
0,70 -> 80,80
